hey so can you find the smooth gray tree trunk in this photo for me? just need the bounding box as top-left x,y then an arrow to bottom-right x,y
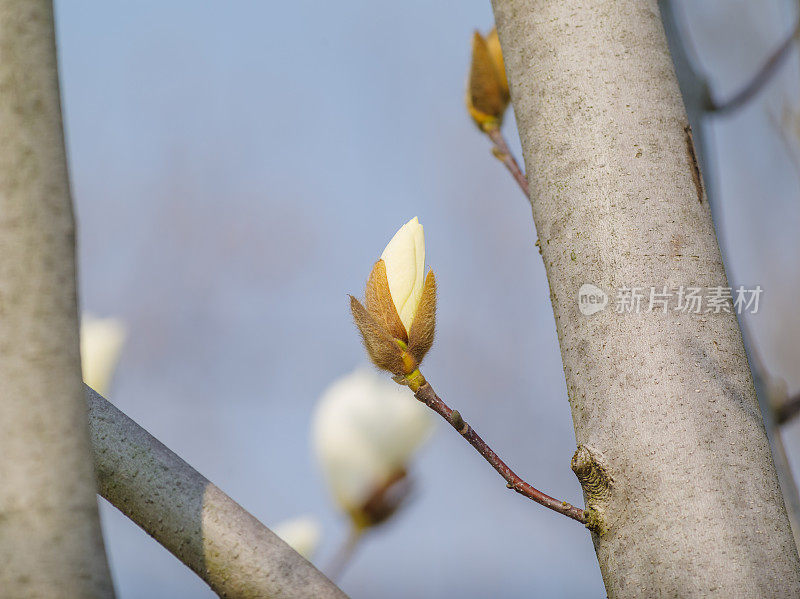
490,0 -> 800,596
0,1 -> 115,596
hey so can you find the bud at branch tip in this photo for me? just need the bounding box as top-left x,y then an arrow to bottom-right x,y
350,218 -> 437,378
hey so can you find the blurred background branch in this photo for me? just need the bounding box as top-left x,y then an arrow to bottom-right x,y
707,16 -> 799,114
660,0 -> 799,117
774,390 -> 800,426
326,527 -> 364,582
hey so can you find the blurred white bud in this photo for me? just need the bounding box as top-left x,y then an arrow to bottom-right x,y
80,314 -> 127,396
272,516 -> 321,560
312,369 -> 433,524
380,216 -> 426,334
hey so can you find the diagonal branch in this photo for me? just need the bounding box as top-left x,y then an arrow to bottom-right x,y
86,386 -> 348,599
412,380 -> 587,525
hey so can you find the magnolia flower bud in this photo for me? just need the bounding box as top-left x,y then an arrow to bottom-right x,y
466,28 -> 510,131
312,369 -> 433,528
350,218 -> 436,379
80,314 -> 127,396
272,516 -> 321,560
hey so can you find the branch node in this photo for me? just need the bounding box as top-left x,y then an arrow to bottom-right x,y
571,445 -> 612,533
583,507 -> 604,534
571,445 -> 612,499
450,410 -> 468,434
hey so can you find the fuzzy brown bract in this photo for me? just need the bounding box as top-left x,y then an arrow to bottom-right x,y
407,270 -> 436,365
350,263 -> 437,376
365,260 -> 408,343
349,295 -> 407,375
467,29 -> 510,131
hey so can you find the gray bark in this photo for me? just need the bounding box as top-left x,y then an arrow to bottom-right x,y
490,0 -> 800,596
87,387 -> 348,599
0,1 -> 116,596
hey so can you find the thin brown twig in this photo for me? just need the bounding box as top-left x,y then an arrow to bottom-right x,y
486,126 -> 530,197
413,380 -> 586,525
326,526 -> 364,582
708,17 -> 800,115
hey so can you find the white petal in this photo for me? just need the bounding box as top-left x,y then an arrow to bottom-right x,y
272,516 -> 321,560
80,315 -> 127,396
312,369 -> 434,513
381,217 -> 425,332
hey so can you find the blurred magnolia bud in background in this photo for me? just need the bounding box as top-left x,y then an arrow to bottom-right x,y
349,217 -> 436,385
467,27 -> 510,131
272,516 -> 321,560
80,314 -> 127,396
313,369 -> 434,529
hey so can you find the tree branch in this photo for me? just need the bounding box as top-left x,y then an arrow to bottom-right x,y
0,1 -> 115,595
708,17 -> 800,115
486,127 -> 530,198
412,380 -> 586,525
325,526 -> 364,582
491,0 -> 800,594
86,386 -> 348,599
661,0 -> 799,116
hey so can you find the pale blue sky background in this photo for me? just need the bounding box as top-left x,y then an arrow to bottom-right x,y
54,1 -> 800,597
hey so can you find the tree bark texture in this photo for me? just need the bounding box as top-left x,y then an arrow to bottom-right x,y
490,1 -> 800,596
0,1 -> 115,596
87,387 -> 349,599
